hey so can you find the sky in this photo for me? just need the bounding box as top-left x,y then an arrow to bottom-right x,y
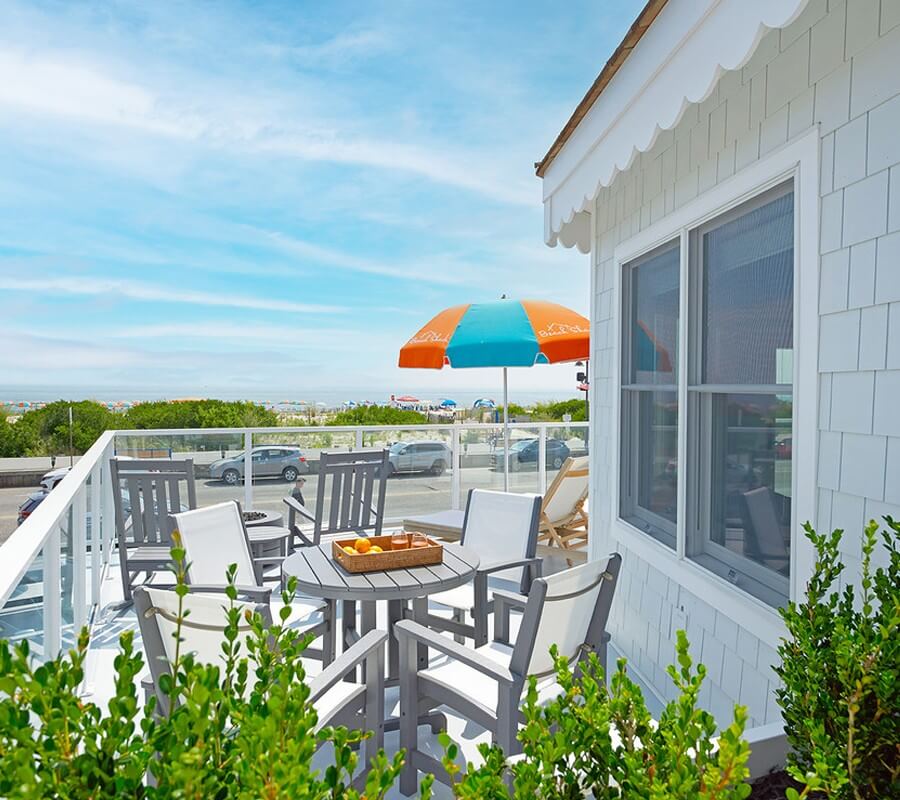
0,0 -> 643,402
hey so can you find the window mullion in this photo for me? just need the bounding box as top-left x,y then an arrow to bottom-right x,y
676,228 -> 689,560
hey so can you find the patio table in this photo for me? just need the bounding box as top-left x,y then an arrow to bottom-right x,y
282,542 -> 479,683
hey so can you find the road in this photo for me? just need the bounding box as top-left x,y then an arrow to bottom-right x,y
0,464 -> 558,545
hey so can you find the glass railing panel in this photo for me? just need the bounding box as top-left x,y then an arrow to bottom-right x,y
247,428 -> 454,524
544,424 -> 590,489
114,431 -> 247,512
459,424 -> 542,499
0,549 -> 44,657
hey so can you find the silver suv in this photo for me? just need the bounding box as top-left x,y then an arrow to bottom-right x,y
386,441 -> 451,477
209,446 -> 308,485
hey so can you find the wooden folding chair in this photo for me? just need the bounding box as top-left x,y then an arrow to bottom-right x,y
537,456 -> 589,564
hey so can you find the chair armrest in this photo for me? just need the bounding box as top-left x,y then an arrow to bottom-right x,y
186,584 -> 272,603
492,588 -> 528,610
492,588 -> 528,645
283,495 -> 316,523
308,629 -> 388,703
478,556 -> 542,577
394,619 -> 516,686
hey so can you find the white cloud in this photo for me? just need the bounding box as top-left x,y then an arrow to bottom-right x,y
0,48 -> 532,206
0,275 -> 344,314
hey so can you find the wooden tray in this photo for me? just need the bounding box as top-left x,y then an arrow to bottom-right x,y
332,534 -> 443,573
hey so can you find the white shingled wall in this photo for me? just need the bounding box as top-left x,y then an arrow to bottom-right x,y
591,0 -> 900,725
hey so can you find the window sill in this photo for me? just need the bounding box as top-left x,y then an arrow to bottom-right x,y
611,517 -> 787,647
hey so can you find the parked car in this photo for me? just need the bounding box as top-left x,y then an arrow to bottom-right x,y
208,446 -> 308,485
491,437 -> 571,471
385,441 -> 451,476
17,491 -> 49,526
40,466 -> 71,491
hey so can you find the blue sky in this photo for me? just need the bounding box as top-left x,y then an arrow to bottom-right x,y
0,0 -> 642,401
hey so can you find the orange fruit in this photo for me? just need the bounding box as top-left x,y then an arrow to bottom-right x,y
369,545 -> 383,554
354,537 -> 371,553
343,546 -> 357,555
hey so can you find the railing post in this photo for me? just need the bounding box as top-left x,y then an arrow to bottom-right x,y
73,487 -> 87,632
538,425 -> 547,495
101,446 -> 115,564
244,431 -> 253,510
355,429 -> 364,450
89,464 -> 101,606
43,523 -> 62,660
451,427 -> 461,510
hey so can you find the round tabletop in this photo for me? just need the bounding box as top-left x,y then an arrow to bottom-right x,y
282,542 -> 480,602
246,525 -> 290,543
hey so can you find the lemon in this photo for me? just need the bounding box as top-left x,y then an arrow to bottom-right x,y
343,546 -> 357,555
369,545 -> 383,554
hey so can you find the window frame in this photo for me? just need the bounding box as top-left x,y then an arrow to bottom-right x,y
686,181 -> 796,603
620,239 -> 681,546
605,129 -> 819,646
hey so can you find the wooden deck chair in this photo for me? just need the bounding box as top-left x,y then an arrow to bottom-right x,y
171,500 -> 335,665
537,456 -> 589,563
134,586 -> 385,766
396,553 -> 622,795
283,449 -> 389,549
421,489 -> 542,648
110,458 -> 197,604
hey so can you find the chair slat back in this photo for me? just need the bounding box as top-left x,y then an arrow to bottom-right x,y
313,450 -> 389,538
512,554 -> 622,679
461,489 -> 541,591
110,458 -> 196,547
173,501 -> 258,587
741,487 -> 790,568
542,456 -> 589,524
134,586 -> 270,711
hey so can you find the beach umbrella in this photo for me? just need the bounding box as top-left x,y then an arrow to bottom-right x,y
399,298 -> 589,490
439,398 -> 457,408
473,398 -> 495,409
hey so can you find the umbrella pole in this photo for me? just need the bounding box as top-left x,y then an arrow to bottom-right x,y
503,367 -> 509,492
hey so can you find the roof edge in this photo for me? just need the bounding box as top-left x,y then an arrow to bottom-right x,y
534,0 -> 668,178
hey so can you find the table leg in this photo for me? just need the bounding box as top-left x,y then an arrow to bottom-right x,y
412,597 -> 429,670
387,599 -> 403,681
342,599 -> 357,683
359,600 -> 376,683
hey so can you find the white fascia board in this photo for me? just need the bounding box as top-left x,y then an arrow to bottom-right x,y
542,0 -> 811,250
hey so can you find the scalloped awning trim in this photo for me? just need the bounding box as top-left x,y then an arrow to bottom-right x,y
540,0 -> 812,251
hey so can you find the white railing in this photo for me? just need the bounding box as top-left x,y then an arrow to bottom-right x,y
0,422 -> 587,661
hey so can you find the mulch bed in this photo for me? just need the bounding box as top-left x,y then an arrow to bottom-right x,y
748,770 -> 807,799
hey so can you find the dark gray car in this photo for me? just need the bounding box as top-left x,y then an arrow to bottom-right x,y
386,441 -> 451,476
208,446 -> 309,485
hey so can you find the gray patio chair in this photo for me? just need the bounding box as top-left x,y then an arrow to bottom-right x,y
741,486 -> 790,575
419,489 -> 542,648
283,449 -> 389,548
396,553 -> 622,795
171,500 -> 336,665
110,457 -> 197,604
133,585 -> 385,765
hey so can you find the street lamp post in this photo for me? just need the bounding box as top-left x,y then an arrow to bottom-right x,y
576,361 -> 589,422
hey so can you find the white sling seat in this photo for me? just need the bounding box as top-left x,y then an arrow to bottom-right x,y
424,489 -> 542,647
134,586 -> 385,761
396,553 -> 622,796
172,501 -> 335,665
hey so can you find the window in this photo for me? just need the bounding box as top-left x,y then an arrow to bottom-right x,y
620,241 -> 680,547
619,181 -> 795,606
687,184 -> 794,604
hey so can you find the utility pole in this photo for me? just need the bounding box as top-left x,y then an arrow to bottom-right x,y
68,405 -> 74,467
